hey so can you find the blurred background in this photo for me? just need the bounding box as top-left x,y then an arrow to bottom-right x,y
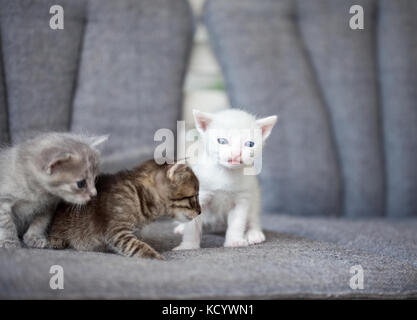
183,0 -> 229,128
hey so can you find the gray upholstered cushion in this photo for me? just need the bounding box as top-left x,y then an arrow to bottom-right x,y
378,0 -> 417,217
0,214 -> 416,299
0,0 -> 192,172
71,0 -> 192,172
0,0 -> 86,142
204,0 -> 417,218
0,31 -> 8,144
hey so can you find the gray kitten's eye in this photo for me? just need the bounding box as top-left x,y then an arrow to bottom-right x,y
76,179 -> 86,189
217,138 -> 228,145
244,141 -> 255,148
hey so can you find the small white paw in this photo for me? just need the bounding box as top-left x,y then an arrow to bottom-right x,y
246,229 -> 266,245
224,237 -> 249,248
23,234 -> 48,248
0,239 -> 21,249
172,242 -> 200,251
173,223 -> 185,235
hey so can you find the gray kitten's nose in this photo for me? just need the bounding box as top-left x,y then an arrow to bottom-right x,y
89,188 -> 97,197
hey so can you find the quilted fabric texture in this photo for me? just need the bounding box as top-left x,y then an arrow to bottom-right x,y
204,0 -> 417,218
0,0 -> 192,171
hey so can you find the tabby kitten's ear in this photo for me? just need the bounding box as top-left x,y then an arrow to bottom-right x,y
193,109 -> 213,134
167,162 -> 187,180
40,148 -> 75,175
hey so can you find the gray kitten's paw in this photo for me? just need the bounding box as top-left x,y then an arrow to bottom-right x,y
23,234 -> 48,248
0,239 -> 21,249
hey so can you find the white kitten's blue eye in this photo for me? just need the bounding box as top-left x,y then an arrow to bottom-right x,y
245,141 -> 255,148
217,138 -> 228,145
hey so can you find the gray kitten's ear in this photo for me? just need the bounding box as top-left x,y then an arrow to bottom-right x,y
86,135 -> 109,149
256,115 -> 278,141
42,150 -> 74,175
193,109 -> 213,133
167,162 -> 188,180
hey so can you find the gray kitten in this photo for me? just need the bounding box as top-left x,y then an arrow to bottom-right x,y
0,132 -> 108,249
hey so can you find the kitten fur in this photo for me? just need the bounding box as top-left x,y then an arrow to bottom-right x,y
174,109 -> 277,250
0,132 -> 108,249
48,160 -> 201,260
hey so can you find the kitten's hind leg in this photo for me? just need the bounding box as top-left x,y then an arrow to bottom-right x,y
0,201 -> 21,249
106,228 -> 164,260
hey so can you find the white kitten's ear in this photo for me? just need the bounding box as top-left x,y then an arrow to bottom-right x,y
193,109 -> 213,133
167,162 -> 188,180
45,152 -> 73,175
87,135 -> 109,149
256,115 -> 278,141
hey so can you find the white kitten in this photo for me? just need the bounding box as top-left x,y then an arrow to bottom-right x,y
173,109 -> 277,250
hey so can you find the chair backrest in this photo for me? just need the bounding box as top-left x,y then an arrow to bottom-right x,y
0,0 -> 192,171
204,0 -> 417,217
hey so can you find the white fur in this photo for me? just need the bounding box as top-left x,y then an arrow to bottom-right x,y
173,109 -> 277,250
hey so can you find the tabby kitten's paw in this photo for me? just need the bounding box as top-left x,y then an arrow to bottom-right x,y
224,237 -> 249,248
48,237 -> 68,249
136,246 -> 164,260
152,252 -> 165,260
23,234 -> 48,248
246,229 -> 266,245
0,239 -> 21,249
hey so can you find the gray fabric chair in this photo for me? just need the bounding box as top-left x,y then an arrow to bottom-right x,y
0,0 -> 416,299
204,0 -> 417,218
0,0 -> 192,172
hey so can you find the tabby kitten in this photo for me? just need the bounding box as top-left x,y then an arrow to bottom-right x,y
48,160 -> 201,259
0,132 -> 107,249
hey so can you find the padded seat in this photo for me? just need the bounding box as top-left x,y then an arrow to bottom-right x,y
1,214 -> 416,299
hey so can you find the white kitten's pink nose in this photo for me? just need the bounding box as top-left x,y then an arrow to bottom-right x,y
228,152 -> 241,164
231,153 -> 241,161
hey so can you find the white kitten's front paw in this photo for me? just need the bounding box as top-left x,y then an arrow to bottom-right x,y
172,242 -> 200,251
224,237 -> 249,248
0,239 -> 21,249
173,223 -> 185,235
23,234 -> 48,248
246,229 -> 266,245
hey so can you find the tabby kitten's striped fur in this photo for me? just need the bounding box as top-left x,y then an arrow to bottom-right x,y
48,160 -> 201,259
